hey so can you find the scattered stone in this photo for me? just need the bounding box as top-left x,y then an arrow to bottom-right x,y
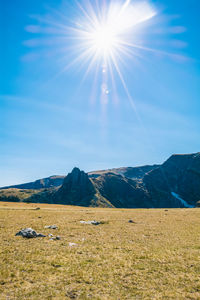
80,220 -> 101,225
44,225 -> 58,229
128,220 -> 135,223
69,242 -> 77,247
49,235 -> 61,241
165,209 -> 168,212
38,216 -> 42,219
66,290 -> 79,299
35,207 -> 40,210
15,228 -> 46,238
37,233 -> 46,237
53,264 -> 61,268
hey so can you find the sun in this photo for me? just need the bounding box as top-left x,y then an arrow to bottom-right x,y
64,0 -> 157,106
28,0 -> 158,105
73,0 -> 156,66
25,0 -> 187,115
90,25 -> 117,55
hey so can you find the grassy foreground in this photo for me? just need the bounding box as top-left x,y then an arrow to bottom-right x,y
0,202 -> 200,299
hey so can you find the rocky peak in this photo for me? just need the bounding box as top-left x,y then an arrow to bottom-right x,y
54,168 -> 96,206
63,167 -> 91,187
71,167 -> 82,175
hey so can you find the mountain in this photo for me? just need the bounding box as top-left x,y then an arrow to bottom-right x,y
27,168 -> 151,208
144,153 -> 200,207
53,167 -> 111,207
1,152 -> 200,208
0,175 -> 65,190
1,165 -> 158,190
91,172 -> 151,208
88,164 -> 159,180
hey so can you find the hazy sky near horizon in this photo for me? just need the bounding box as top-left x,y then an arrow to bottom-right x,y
0,0 -> 200,186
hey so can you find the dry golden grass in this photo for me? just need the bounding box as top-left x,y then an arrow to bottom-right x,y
0,202 -> 200,299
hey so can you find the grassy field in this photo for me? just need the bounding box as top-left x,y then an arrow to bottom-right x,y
0,202 -> 200,299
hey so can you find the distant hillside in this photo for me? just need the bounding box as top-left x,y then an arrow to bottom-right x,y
1,175 -> 65,190
0,189 -> 40,202
88,165 -> 159,179
1,165 -> 158,190
1,152 -> 200,208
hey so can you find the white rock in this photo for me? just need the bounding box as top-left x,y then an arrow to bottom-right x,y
44,225 -> 58,229
80,220 -> 100,225
69,242 -> 77,247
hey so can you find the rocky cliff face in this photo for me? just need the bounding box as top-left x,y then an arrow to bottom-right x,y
53,168 -> 115,207
143,153 -> 200,207
53,168 -> 97,206
92,173 -> 151,208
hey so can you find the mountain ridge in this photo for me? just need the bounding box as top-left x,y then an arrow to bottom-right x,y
1,164 -> 158,190
1,152 -> 200,208
0,175 -> 65,190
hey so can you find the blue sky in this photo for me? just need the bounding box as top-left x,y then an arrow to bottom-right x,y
0,0 -> 200,186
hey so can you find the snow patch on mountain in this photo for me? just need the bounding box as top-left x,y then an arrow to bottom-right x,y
171,192 -> 194,208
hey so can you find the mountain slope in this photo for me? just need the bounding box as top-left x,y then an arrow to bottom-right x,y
0,188 -> 40,203
88,164 -> 159,179
143,153 -> 200,207
1,175 -> 65,190
92,172 -> 151,208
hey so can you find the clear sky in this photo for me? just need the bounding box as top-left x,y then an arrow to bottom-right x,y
0,0 -> 200,186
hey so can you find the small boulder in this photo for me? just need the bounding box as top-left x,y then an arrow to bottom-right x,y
44,225 -> 58,229
128,220 -> 135,223
80,220 -> 100,225
49,235 -> 61,241
15,228 -> 46,238
69,242 -> 77,247
37,233 -> 46,237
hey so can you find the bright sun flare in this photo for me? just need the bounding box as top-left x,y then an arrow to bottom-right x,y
76,0 -> 157,61
64,0 -> 157,106
91,26 -> 117,54
25,0 -> 187,113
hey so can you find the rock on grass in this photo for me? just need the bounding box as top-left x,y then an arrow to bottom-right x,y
15,228 -> 46,238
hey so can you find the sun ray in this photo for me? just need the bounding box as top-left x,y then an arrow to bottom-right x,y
27,0 -> 188,116
54,0 -> 160,116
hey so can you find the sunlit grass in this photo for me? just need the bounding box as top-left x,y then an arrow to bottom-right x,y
0,202 -> 200,299
0,189 -> 40,203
